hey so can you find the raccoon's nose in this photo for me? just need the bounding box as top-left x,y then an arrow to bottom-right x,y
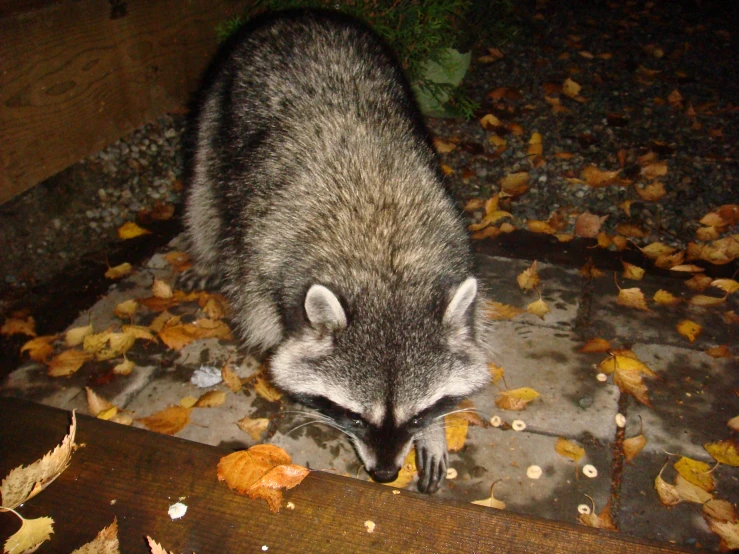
370,467 -> 400,483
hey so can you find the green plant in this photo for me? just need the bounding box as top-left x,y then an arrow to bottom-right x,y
216,0 -> 515,118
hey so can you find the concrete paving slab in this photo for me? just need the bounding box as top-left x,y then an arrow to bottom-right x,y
478,322 -> 621,441
475,255 -> 583,330
588,271 -> 739,349
621,343 -> 738,461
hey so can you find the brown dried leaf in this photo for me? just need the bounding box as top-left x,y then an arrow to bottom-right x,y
254,374 -> 282,402
48,349 -> 92,377
147,536 -> 175,554
686,274 -> 712,292
222,364 -> 242,393
675,474 -> 713,503
579,500 -> 616,530
1,316 -> 36,338
138,406 -> 191,435
655,462 -> 683,507
104,262 -> 133,280
485,301 -> 523,320
237,416 -> 270,441
471,480 -> 506,509
526,219 -> 556,234
70,518 -> 119,554
653,289 -> 682,306
164,251 -> 193,273
217,445 -> 309,512
704,517 -> 739,551
500,172 -> 531,196
634,181 -> 666,201
705,345 -> 732,358
0,412 -> 76,510
20,335 -> 57,363
711,279 -> 739,295
194,390 -> 227,408
703,499 -> 738,523
580,338 -> 612,353
617,287 -> 649,311
574,212 -> 608,238
152,279 -> 173,299
517,261 -> 540,291
639,242 -> 677,260
623,434 -> 647,462
489,363 -> 505,384
622,261 -> 645,281
495,387 -> 540,411
85,386 -> 115,417
117,221 -> 150,239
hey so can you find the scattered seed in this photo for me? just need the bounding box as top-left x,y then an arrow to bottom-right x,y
446,467 -> 458,479
490,415 -> 502,427
168,502 -> 187,520
286,502 -> 295,510
364,520 -> 376,533
512,419 -> 526,431
615,413 -> 626,428
578,504 -> 591,515
596,372 -> 608,382
583,464 -> 598,478
527,465 -> 543,479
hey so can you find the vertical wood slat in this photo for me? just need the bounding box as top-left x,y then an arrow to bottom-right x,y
0,0 -> 251,204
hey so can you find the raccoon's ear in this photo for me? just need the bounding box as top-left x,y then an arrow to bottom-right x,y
443,278 -> 478,327
305,285 -> 347,331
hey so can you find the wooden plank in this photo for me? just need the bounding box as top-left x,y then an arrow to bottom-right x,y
0,397 -> 699,553
0,0 -> 251,205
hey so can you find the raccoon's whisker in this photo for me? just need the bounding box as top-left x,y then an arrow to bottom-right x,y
434,408 -> 491,420
286,419 -> 354,439
280,410 -> 331,419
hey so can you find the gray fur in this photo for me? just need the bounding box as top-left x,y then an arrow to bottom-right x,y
183,9 -> 490,493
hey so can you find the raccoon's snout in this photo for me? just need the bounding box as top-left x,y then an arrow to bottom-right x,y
368,466 -> 400,483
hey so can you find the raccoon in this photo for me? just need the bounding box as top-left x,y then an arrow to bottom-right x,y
182,9 -> 490,493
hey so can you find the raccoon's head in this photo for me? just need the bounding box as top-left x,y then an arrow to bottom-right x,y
270,277 -> 489,483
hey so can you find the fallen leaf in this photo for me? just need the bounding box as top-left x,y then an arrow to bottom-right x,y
653,290 -> 682,306
201,295 -> 227,319
614,224 -> 645,238
455,399 -> 486,427
579,260 -> 605,279
479,113 -> 502,129
3,516 -> 55,554
705,345 -> 732,358
0,412 -> 76,509
433,137 -> 457,153
217,445 -> 309,512
237,416 -> 270,441
703,499 -> 738,523
138,290 -> 201,312
690,294 -> 726,307
655,461 -> 682,506
65,324 -> 93,347
254,374 -> 282,402
526,220 -> 557,234
113,357 -> 134,375
555,437 -> 585,462
575,212 -> 608,238
104,262 -> 133,280
581,165 -> 621,187
517,261 -> 540,291
147,536 -> 174,554
445,413 -> 469,451
675,474 -> 713,503
617,287 -> 649,311
152,279 -> 173,299
488,363 -> 505,384
623,434 -> 647,462
677,320 -> 702,343
622,261 -> 645,281
562,77 -> 582,99
85,387 -> 115,417
579,338 -> 612,353
383,450 -> 417,488
83,331 -> 136,361
526,298 -> 551,319
121,325 -> 155,341
118,221 -> 150,240
194,390 -> 227,408
70,518 -> 119,554
639,242 -> 677,260
704,517 -> 739,551
500,172 -> 531,196
686,274 -> 713,291
165,251 -> 193,273
113,299 -> 138,320
578,500 -> 616,530
1,316 -> 36,338
47,349 -> 92,377
496,387 -> 540,411
704,439 -> 739,467
138,406 -> 192,435
641,161 -> 668,180
711,279 -> 739,295
634,181 -> 666,201
222,364 -> 242,393
20,335 -> 57,363
158,319 -> 233,350
670,264 -> 705,273
471,480 -> 506,509
674,456 -> 715,492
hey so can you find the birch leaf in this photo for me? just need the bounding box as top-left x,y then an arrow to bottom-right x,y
3,516 -> 54,554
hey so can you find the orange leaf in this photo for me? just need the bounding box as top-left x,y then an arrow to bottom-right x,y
138,406 -> 191,435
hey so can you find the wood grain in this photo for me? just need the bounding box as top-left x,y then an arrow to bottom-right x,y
0,397 -> 700,553
0,0 -> 250,204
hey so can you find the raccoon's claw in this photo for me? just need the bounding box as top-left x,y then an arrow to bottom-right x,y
416,427 -> 448,494
176,266 -> 223,291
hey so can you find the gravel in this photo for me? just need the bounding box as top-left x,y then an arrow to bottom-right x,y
1,0 -> 736,303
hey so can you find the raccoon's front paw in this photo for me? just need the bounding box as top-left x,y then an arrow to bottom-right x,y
176,266 -> 223,291
416,427 -> 448,494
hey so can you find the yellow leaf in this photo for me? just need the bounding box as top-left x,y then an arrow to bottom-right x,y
711,279 -> 739,295
634,181 -> 665,202
517,260 -> 540,290
222,363 -> 243,393
526,220 -> 556,234
237,416 -> 270,441
675,474 -> 713,503
121,325 -> 154,341
488,363 -> 505,384
674,456 -> 715,492
138,406 -> 191,435
639,242 -> 677,260
622,261 -> 645,281
500,172 -> 530,196
471,480 -> 506,509
690,294 -> 726,307
562,77 -> 582,98
704,439 -> 739,466
598,352 -> 657,377
555,437 -> 585,462
104,262 -> 133,280
0,412 -> 76,509
579,338 -> 611,353
654,461 -> 682,506
653,289 -> 681,306
113,299 -> 138,319
65,324 -> 93,347
0,316 -> 36,338
152,279 -> 173,299
179,396 -> 198,408
255,374 -> 283,402
495,387 -> 540,411
484,301 -> 523,320
623,434 -> 647,462
47,349 -> 91,377
117,221 -> 150,240
3,516 -> 55,554
194,390 -> 227,408
686,274 -> 712,291
85,386 -> 115,417
705,345 -> 732,358
432,137 -> 456,153
382,450 -> 416,489
617,287 -> 649,311
164,251 -> 193,272
526,298 -> 550,319
581,165 -> 621,187
445,413 -> 469,452
670,264 -> 705,273
479,113 -> 502,129
677,320 -> 702,343
20,335 -> 57,363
